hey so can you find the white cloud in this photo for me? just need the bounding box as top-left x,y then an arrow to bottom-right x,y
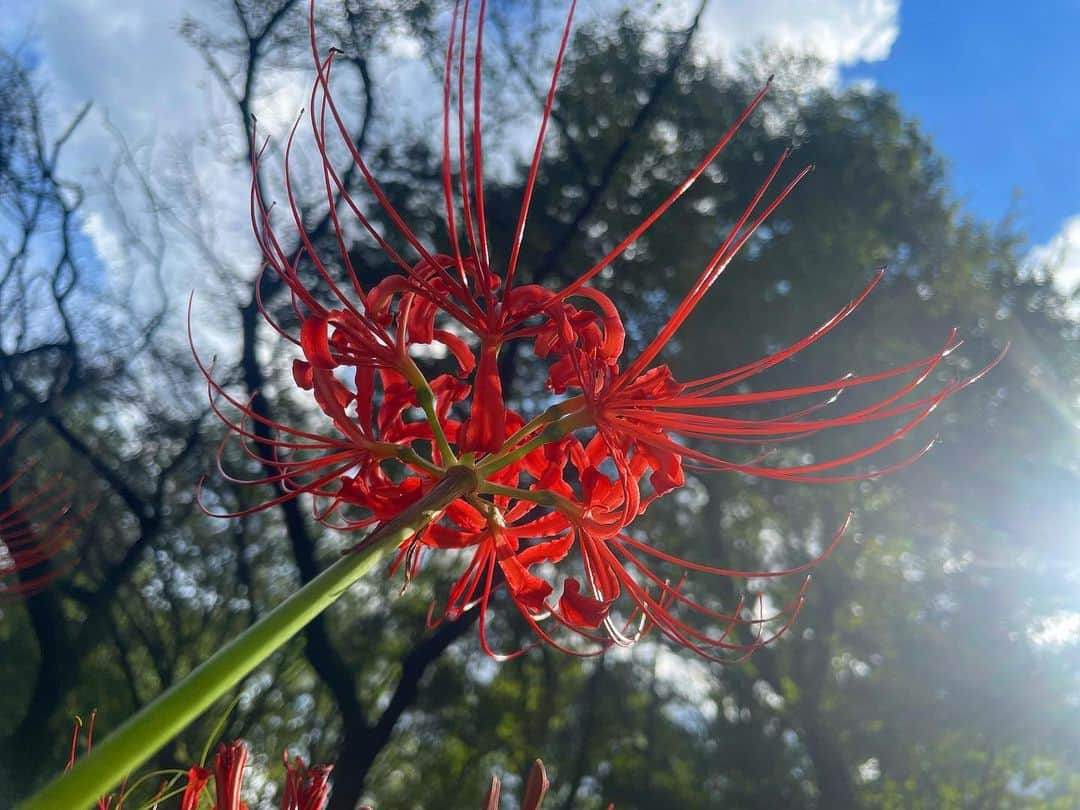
3,0 -> 318,346
585,0 -> 899,83
4,1 -> 240,311
1027,214 -> 1080,297
1028,610 -> 1080,647
15,0 -> 208,157
81,209 -> 125,270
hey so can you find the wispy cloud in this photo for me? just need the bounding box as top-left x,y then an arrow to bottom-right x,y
587,0 -> 899,82
1027,214 -> 1080,297
1029,609 -> 1080,647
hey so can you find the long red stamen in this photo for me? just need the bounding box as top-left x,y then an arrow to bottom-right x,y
502,0 -> 578,304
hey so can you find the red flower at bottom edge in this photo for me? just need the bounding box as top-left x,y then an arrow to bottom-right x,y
179,740 -> 332,810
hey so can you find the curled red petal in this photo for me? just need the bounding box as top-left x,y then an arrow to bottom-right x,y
181,767 -> 212,810
559,578 -> 613,629
299,316 -> 336,369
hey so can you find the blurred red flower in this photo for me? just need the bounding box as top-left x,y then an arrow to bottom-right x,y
180,741 -> 332,810
0,422 -> 79,601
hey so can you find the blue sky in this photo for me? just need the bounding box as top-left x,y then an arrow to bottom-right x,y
843,2 -> 1079,246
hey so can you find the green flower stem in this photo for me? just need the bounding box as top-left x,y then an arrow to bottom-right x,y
498,395 -> 585,452
19,466 -> 478,810
478,480 -> 582,518
476,409 -> 592,479
401,356 -> 458,465
397,444 -> 445,478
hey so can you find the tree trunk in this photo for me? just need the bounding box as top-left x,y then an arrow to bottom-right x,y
801,720 -> 858,809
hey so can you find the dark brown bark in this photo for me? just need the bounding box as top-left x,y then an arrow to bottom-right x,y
326,610 -> 479,810
558,658 -> 606,810
0,450 -> 71,796
801,721 -> 858,809
753,512 -> 859,810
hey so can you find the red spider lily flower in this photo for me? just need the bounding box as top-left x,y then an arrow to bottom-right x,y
61,718 -> 331,810
197,0 -> 1000,661
181,765 -> 212,810
483,759 -> 550,810
213,741 -> 249,810
175,741 -> 248,810
0,423 -> 80,601
410,423 -> 838,661
281,752 -> 332,810
180,741 -> 332,810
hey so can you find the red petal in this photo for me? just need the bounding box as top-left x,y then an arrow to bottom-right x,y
559,578 -> 613,628
460,343 -> 506,454
500,555 -> 553,613
433,329 -> 477,376
517,531 -> 574,567
292,359 -> 314,390
180,767 -> 211,810
522,760 -> 550,810
300,316 -> 335,369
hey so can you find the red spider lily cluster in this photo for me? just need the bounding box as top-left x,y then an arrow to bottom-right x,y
66,716 -> 331,810
186,749 -> 565,810
196,0 -> 999,661
65,716 -> 581,810
66,717 -> 328,810
0,421 -> 78,601
182,742 -> 331,810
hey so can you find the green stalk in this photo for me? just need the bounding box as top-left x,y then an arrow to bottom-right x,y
19,467 -> 477,810
401,356 -> 458,465
476,410 -> 592,479
497,395 -> 584,452
478,480 -> 582,517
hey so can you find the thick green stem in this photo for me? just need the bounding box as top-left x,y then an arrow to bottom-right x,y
476,409 -> 592,479
478,480 -> 582,518
498,395 -> 585,452
401,356 -> 457,465
19,467 -> 477,810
